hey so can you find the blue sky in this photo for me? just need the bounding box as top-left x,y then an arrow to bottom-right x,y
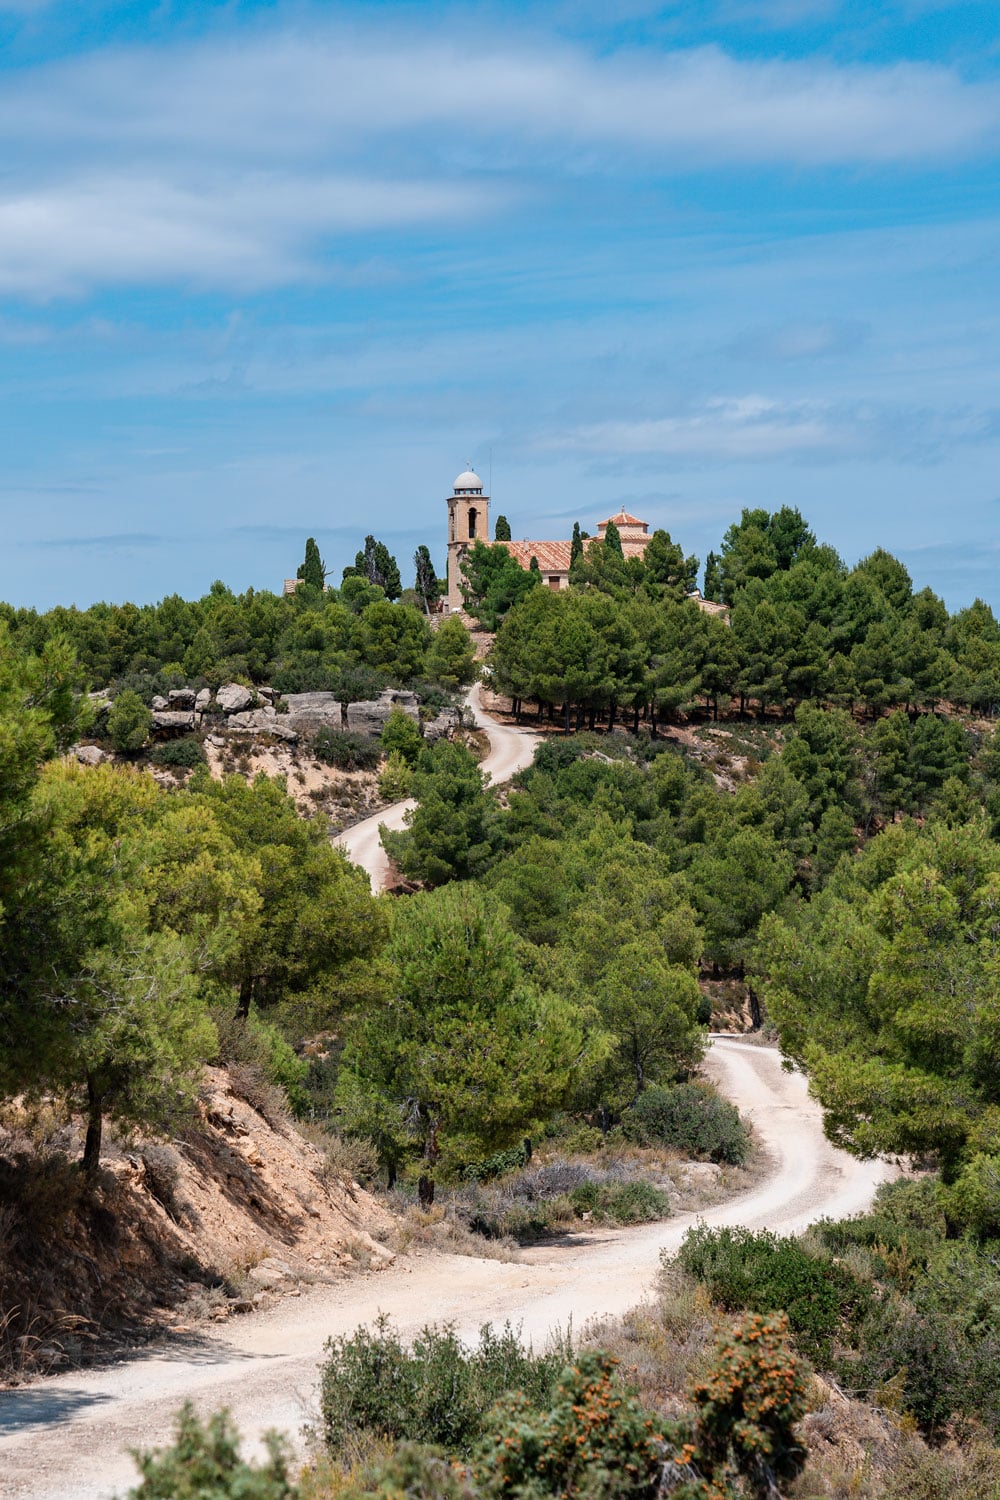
2,0 -> 1000,612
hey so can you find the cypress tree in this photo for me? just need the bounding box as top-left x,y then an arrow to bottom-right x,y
570,522 -> 583,569
603,521 -> 624,558
495,515 -> 512,542
296,536 -> 326,592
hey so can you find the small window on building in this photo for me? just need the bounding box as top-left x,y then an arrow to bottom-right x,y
468,507 -> 478,539
548,575 -> 561,590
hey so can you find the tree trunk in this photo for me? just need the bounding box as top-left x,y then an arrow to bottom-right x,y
523,1137 -> 533,1163
236,974 -> 254,1020
418,1175 -> 435,1208
564,701 -> 571,734
82,1079 -> 104,1178
633,705 -> 640,734
608,699 -> 617,729
588,706 -> 597,731
386,1159 -> 397,1190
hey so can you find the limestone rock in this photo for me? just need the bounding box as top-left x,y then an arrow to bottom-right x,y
227,708 -> 298,743
345,698 -> 393,735
152,710 -> 196,731
422,708 -> 459,745
74,744 -> 107,766
152,695 -> 169,711
206,734 -> 225,748
168,688 -> 196,709
227,707 -> 276,731
217,683 -> 254,714
257,686 -> 276,702
195,688 -> 212,710
282,692 -> 344,733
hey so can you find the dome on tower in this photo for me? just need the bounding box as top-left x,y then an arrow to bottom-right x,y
454,468 -> 483,493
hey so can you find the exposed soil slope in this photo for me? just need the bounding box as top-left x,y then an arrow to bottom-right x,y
0,1068 -> 392,1383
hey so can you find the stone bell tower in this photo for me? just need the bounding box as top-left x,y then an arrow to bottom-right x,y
446,465 -> 489,611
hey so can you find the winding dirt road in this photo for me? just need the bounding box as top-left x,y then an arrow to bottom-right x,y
0,1043 -> 894,1500
333,684 -> 539,891
0,697 -> 895,1499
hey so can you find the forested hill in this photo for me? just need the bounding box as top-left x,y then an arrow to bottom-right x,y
483,506 -> 1000,725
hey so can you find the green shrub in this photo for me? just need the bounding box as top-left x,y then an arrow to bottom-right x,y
621,1084 -> 750,1166
380,708 -> 424,765
312,728 -> 381,771
462,1144 -> 528,1183
106,689 -> 153,753
122,1402 -> 297,1499
377,749 -> 413,801
476,1351 -> 668,1499
569,1179 -> 670,1226
149,737 -> 206,769
320,1316 -> 569,1460
678,1224 -> 868,1365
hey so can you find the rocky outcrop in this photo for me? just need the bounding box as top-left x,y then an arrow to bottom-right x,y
346,689 -> 422,736
422,707 -> 460,744
152,710 -> 197,731
227,708 -> 298,743
195,687 -> 212,711
282,692 -> 344,733
216,683 -> 255,714
152,694 -> 169,711
168,688 -> 197,709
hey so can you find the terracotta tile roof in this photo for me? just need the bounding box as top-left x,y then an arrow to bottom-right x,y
501,540 -> 573,573
499,533 -> 651,573
600,511 -> 647,530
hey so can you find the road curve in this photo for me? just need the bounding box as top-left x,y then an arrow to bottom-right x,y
334,683 -> 540,892
0,1041 -> 894,1500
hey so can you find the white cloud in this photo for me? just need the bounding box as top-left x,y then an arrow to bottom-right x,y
0,172 -> 490,295
0,20 -> 996,295
556,396 -> 854,462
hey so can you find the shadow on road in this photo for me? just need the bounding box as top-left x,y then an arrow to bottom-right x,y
0,1387 -> 114,1435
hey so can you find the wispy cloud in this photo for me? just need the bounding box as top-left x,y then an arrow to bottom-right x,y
0,23 -> 995,296
26,532 -> 168,549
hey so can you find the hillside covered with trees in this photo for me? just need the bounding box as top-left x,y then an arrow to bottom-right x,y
5,507 -> 1000,1495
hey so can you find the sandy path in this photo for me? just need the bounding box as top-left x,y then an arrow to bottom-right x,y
334,683 -> 539,891
0,1040 -> 894,1500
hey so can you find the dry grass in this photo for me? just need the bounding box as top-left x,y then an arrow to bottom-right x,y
388,1203 -> 522,1263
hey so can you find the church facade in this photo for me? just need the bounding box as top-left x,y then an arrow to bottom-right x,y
444,466 -> 654,611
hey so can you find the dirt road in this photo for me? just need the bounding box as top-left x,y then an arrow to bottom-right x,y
334,683 -> 539,891
0,1040 -> 894,1500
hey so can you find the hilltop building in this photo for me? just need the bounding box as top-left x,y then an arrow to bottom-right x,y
444,466 -> 654,610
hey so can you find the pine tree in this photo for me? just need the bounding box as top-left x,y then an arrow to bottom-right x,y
494,515 -> 512,541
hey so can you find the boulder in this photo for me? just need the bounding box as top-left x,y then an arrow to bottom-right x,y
282,692 -> 344,733
227,708 -> 298,743
379,689 -> 420,713
217,683 -> 255,714
87,693 -> 111,720
206,734 -> 225,748
345,698 -> 393,735
73,744 -> 107,767
195,688 -> 212,710
422,708 -> 459,745
168,688 -> 196,709
152,695 -> 169,711
257,686 -> 276,702
152,710 -> 196,732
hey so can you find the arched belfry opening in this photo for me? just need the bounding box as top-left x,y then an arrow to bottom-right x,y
446,465 -> 489,611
